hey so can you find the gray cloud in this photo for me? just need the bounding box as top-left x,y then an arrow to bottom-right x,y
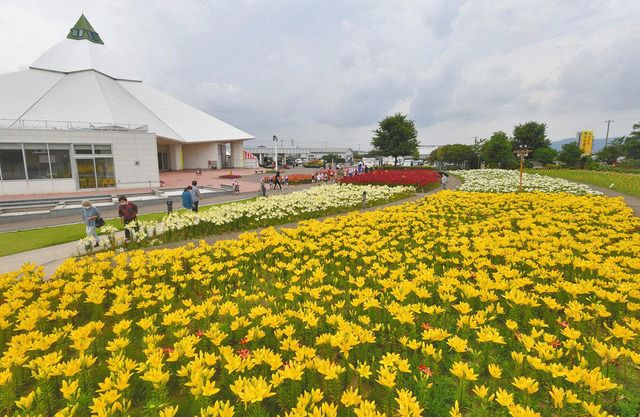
1,0 -> 639,147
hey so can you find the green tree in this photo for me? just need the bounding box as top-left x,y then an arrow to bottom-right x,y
622,123 -> 640,160
371,113 -> 419,166
481,131 -> 517,168
531,147 -> 557,165
596,137 -> 624,164
512,121 -> 550,152
431,144 -> 477,168
557,142 -> 582,168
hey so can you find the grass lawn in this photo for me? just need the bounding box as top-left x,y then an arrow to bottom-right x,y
530,169 -> 640,197
0,198 -> 255,257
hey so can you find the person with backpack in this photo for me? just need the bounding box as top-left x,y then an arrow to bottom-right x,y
117,195 -> 139,242
81,200 -> 101,247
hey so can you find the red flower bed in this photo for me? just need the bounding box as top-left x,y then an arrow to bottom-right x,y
287,174 -> 314,184
339,169 -> 441,190
262,174 -> 312,184
218,174 -> 242,179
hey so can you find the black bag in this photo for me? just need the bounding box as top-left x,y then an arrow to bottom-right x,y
95,215 -> 105,228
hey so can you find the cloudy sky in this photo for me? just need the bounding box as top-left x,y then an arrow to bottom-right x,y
2,0 -> 639,149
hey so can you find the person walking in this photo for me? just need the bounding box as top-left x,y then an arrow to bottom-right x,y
117,195 -> 139,242
259,178 -> 267,197
81,200 -> 101,247
441,173 -> 449,189
190,180 -> 202,212
182,186 -> 194,210
273,170 -> 283,191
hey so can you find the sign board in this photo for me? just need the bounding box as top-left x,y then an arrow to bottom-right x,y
576,131 -> 594,155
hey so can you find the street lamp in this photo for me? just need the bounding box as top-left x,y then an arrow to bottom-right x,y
514,144 -> 532,192
273,135 -> 278,172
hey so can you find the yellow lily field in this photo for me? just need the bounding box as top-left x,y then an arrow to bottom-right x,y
1,191 -> 639,417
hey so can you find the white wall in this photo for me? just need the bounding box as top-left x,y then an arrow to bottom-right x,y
231,140 -> 244,168
112,133 -> 160,188
0,178 -> 76,195
0,129 -> 159,195
183,143 -> 218,169
169,144 -> 183,171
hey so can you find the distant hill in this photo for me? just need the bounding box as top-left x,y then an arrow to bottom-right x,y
550,137 -> 611,153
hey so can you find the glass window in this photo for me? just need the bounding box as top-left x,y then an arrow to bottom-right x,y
76,159 -> 96,189
48,144 -> 72,179
77,29 -> 84,36
0,144 -> 26,180
95,158 -> 115,187
93,145 -> 112,155
24,143 -> 51,179
74,144 -> 93,154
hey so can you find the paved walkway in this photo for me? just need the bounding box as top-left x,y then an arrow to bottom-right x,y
0,178 -> 461,278
589,185 -> 640,216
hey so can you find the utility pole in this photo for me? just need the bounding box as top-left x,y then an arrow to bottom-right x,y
604,120 -> 613,148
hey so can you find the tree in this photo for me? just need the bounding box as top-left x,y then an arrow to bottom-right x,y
557,142 -> 582,168
512,122 -> 550,152
596,137 -> 624,164
431,144 -> 477,168
531,147 -> 557,165
622,123 -> 640,160
481,131 -> 517,168
371,113 -> 419,166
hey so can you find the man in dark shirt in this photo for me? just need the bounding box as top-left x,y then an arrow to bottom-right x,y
273,170 -> 283,190
118,195 -> 139,242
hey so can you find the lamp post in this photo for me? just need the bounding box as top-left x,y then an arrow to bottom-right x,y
273,135 -> 278,172
514,144 -> 532,192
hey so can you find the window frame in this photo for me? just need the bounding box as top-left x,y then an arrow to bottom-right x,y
0,143 -> 27,181
23,143 -> 52,180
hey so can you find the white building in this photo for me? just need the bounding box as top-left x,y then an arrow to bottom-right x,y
0,15 -> 254,195
305,147 -> 353,162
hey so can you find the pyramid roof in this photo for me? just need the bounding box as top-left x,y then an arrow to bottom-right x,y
0,15 -> 254,143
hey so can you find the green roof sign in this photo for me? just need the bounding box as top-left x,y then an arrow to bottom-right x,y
67,14 -> 104,44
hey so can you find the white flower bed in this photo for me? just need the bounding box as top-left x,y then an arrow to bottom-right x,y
451,169 -> 600,195
80,184 -> 413,251
161,184 -> 413,232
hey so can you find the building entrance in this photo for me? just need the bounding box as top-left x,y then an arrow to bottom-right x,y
158,152 -> 169,171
